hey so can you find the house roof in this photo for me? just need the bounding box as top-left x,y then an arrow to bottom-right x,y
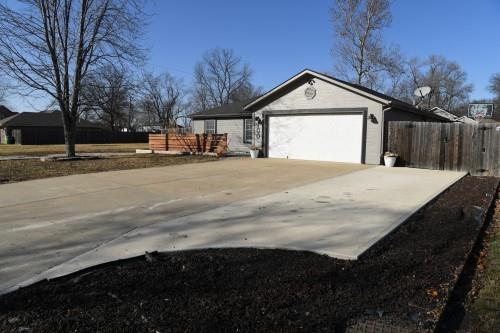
455,116 -> 477,124
189,100 -> 253,119
244,69 -> 447,121
0,111 -> 102,128
429,107 -> 460,121
0,105 -> 17,120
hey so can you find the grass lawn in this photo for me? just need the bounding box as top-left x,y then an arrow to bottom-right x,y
470,194 -> 500,332
0,143 -> 149,156
0,154 -> 217,183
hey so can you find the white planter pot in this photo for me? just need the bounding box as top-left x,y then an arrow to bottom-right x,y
384,156 -> 397,167
249,149 -> 259,159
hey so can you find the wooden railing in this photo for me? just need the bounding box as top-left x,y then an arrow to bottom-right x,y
148,133 -> 228,156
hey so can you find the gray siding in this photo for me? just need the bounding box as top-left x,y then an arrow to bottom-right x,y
252,78 -> 384,165
192,118 -> 250,152
216,119 -> 251,152
193,119 -> 204,133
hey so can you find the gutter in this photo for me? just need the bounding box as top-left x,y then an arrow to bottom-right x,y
189,114 -> 253,120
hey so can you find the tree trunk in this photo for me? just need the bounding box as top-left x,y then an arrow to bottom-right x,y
64,126 -> 76,157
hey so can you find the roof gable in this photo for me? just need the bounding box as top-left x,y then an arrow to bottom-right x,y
244,69 -> 393,111
243,69 -> 447,121
0,105 -> 16,120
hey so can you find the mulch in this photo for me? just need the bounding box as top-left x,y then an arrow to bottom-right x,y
0,176 -> 498,333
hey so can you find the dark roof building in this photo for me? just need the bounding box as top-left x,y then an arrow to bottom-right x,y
0,111 -> 101,128
0,111 -> 102,144
0,105 -> 17,120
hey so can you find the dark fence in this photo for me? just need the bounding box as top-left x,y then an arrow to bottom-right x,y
387,121 -> 500,176
11,127 -> 148,145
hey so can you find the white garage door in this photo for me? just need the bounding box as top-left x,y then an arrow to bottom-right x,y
268,114 -> 363,163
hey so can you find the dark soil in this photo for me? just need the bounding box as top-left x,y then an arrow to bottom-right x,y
0,176 -> 498,333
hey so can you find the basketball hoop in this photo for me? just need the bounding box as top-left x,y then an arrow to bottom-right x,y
474,113 -> 485,122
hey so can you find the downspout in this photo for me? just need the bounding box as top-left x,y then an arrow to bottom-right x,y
381,106 -> 391,164
252,111 -> 255,147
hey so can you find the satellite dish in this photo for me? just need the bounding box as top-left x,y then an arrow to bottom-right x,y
414,86 -> 432,98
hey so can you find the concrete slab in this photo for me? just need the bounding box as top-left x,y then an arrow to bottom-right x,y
1,165 -> 465,294
0,159 -> 367,293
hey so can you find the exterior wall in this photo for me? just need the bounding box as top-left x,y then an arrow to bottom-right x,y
193,120 -> 204,134
252,78 -> 384,165
216,118 -> 251,152
192,118 -> 251,152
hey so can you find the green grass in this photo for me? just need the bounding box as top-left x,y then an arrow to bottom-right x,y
0,154 -> 217,184
471,195 -> 500,332
0,143 -> 149,156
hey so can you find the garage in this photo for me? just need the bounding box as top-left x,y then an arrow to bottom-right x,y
267,113 -> 364,163
244,69 -> 446,165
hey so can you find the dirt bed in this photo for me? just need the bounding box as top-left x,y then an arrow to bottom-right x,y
0,176 -> 498,333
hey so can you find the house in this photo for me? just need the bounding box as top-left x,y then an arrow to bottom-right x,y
190,100 -> 253,153
0,110 -> 102,144
0,105 -> 16,121
191,69 -> 447,164
429,107 -> 460,121
455,116 -> 478,125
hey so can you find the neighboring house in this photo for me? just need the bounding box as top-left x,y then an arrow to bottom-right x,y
429,107 -> 460,121
192,69 -> 447,164
429,106 -> 500,125
477,118 -> 500,124
455,116 -> 478,125
136,121 -> 185,133
0,111 -> 102,144
190,100 -> 253,153
0,105 -> 17,121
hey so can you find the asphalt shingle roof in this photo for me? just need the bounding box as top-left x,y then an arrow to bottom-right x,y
189,100 -> 253,119
0,111 -> 101,128
0,105 -> 16,120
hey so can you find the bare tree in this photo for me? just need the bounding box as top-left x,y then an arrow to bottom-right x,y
124,95 -> 142,132
489,73 -> 500,100
396,55 -> 473,111
81,66 -> 132,132
193,48 -> 258,111
141,72 -> 185,130
0,0 -> 146,156
0,75 -> 7,104
331,0 -> 395,89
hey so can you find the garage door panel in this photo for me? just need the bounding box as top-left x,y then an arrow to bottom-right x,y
268,114 -> 363,163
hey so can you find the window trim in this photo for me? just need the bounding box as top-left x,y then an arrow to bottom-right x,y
204,119 -> 216,134
243,118 -> 252,144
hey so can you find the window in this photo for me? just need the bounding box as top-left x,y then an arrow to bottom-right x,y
244,118 -> 252,143
204,119 -> 216,134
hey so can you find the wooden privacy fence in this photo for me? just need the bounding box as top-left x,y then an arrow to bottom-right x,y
387,121 -> 500,176
149,133 -> 228,156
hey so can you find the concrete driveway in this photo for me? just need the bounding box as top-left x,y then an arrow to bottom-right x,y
0,158 -> 465,294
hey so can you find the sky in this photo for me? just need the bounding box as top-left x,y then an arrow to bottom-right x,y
5,0 -> 500,111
